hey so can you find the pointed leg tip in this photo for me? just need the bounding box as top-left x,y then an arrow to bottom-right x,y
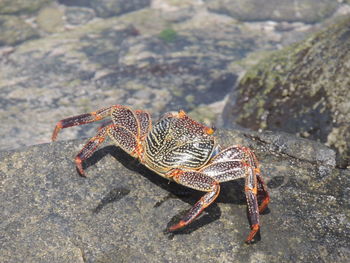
168,221 -> 186,232
245,224 -> 260,244
52,122 -> 63,141
51,131 -> 58,141
75,157 -> 88,177
245,239 -> 254,245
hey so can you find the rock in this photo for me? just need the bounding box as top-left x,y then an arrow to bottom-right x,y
58,0 -> 91,8
65,7 -> 95,26
0,128 -> 348,262
59,0 -> 150,17
1,1 -> 350,153
222,16 -> 350,167
92,0 -> 151,18
0,0 -> 52,15
206,0 -> 339,23
0,8 -> 268,150
36,5 -> 65,33
0,15 -> 39,46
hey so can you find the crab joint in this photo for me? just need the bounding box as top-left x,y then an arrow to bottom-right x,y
245,186 -> 258,195
204,126 -> 215,135
178,110 -> 187,118
245,224 -> 260,244
75,156 -> 85,177
52,121 -> 63,141
167,169 -> 183,179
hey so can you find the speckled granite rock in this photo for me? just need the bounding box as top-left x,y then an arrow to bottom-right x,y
223,16 -> 350,168
36,5 -> 65,33
64,7 -> 95,26
0,0 -> 52,14
0,8 -> 270,151
1,129 -> 349,262
206,0 -> 339,23
58,0 -> 151,18
0,15 -> 39,45
1,0 -> 350,153
90,0 -> 151,18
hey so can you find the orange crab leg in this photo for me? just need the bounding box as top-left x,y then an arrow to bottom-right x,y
203,145 -> 269,243
52,106 -> 113,141
245,185 -> 260,243
75,124 -> 111,176
250,151 -> 270,213
168,170 -> 220,231
256,172 -> 270,213
243,148 -> 268,244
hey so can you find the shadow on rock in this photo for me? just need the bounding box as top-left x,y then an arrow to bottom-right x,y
81,144 -> 248,232
92,187 -> 131,214
164,203 -> 221,239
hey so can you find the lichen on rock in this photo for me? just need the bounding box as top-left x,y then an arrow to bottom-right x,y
223,16 -> 350,167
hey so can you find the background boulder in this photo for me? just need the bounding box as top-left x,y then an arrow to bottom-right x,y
223,17 -> 350,167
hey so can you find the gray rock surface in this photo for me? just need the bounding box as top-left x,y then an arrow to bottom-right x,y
90,0 -> 151,18
65,7 -> 95,26
222,16 -> 350,168
1,0 -> 350,153
0,0 -> 52,15
0,15 -> 40,45
1,129 -> 349,262
0,8 -> 272,151
58,0 -> 151,18
206,0 -> 339,23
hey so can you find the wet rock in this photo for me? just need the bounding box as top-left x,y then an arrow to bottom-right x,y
0,15 -> 39,46
59,0 -> 150,17
0,129 -> 348,262
65,7 -> 95,26
0,9 -> 266,150
206,0 -> 339,23
36,5 -> 65,33
58,0 -> 91,8
93,0 -> 151,18
0,0 -> 52,15
222,16 -> 350,167
1,1 -> 350,153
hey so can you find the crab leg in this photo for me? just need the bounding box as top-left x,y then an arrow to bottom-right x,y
243,147 -> 270,213
256,172 -> 270,213
201,145 -> 269,243
52,106 -> 113,141
75,125 -> 111,176
168,170 -> 220,231
244,166 -> 260,243
109,106 -> 151,158
243,147 -> 269,243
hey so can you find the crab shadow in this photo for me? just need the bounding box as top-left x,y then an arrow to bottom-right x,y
83,145 -> 250,235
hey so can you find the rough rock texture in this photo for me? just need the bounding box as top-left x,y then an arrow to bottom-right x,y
36,5 -> 65,33
90,0 -> 151,18
223,16 -> 350,168
206,0 -> 339,23
0,0 -> 52,14
0,8 -> 273,150
0,15 -> 40,45
58,0 -> 151,18
1,0 -> 350,153
64,7 -> 95,26
1,129 -> 348,262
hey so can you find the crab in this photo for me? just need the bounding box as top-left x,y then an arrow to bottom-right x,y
52,105 -> 270,243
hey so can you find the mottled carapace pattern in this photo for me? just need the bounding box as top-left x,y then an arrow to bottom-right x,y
52,105 -> 270,243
